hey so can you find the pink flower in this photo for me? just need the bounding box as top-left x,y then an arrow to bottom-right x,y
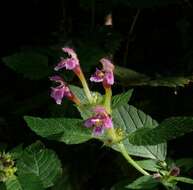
90,58 -> 114,87
84,106 -> 113,136
54,47 -> 79,71
50,76 -> 73,105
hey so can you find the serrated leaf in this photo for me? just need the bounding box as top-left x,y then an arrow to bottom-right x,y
125,176 -> 158,189
17,142 -> 62,188
5,175 -> 44,190
112,105 -> 166,160
115,66 -> 192,87
2,51 -> 50,80
136,159 -> 160,172
6,176 -> 22,190
24,116 -> 92,144
112,89 -> 133,109
174,177 -> 193,184
128,117 -> 193,145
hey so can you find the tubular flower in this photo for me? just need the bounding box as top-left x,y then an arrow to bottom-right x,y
84,106 -> 113,136
50,76 -> 77,105
54,47 -> 80,71
90,58 -> 114,88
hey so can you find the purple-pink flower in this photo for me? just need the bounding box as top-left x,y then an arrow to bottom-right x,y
84,106 -> 113,136
54,47 -> 79,71
90,58 -> 114,88
50,76 -> 74,105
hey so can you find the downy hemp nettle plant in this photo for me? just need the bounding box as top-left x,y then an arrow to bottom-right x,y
21,47 -> 193,190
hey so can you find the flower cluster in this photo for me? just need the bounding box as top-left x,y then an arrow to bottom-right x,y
50,47 -> 114,136
0,152 -> 17,182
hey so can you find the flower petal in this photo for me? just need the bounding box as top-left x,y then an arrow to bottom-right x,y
93,127 -> 104,136
100,58 -> 114,72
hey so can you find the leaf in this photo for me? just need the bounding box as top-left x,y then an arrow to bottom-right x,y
24,116 -> 92,144
115,66 -> 192,87
69,85 -> 88,104
113,0 -> 180,8
115,66 -> 150,85
136,159 -> 160,172
5,176 -> 22,190
128,117 -> 193,145
2,51 -> 50,80
112,105 -> 166,160
112,89 -> 133,109
70,85 -> 103,105
16,142 -> 62,188
174,177 -> 193,184
125,176 -> 158,189
5,175 -> 44,190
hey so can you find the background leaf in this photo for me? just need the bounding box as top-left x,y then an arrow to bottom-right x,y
16,142 -> 62,188
128,117 -> 193,145
112,105 -> 167,160
115,66 -> 192,87
2,51 -> 50,80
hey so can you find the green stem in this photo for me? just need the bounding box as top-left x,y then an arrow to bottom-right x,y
78,70 -> 93,104
118,142 -> 150,176
107,127 -> 150,176
104,87 -> 112,114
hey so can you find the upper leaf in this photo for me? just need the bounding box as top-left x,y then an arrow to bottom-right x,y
112,105 -> 166,160
112,89 -> 133,109
128,117 -> 193,145
16,142 -> 62,188
24,116 -> 92,144
2,51 -> 50,80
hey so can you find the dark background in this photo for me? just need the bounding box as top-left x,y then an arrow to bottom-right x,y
0,0 -> 193,189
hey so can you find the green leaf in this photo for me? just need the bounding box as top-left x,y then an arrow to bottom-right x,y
174,176 -> 193,184
115,66 -> 192,87
115,66 -> 150,86
112,105 -> 166,160
69,85 -> 88,104
5,176 -> 22,190
24,116 -> 92,144
112,89 -> 133,109
2,51 -> 50,80
125,176 -> 158,189
136,159 -> 160,172
113,0 -> 179,8
128,117 -> 193,145
5,175 -> 44,190
16,142 -> 62,188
